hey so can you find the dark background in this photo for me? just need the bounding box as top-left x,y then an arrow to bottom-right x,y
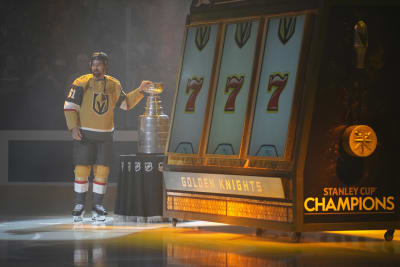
0,0 -> 190,184
0,0 -> 190,130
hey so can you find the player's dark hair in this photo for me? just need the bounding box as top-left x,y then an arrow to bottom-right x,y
90,52 -> 109,66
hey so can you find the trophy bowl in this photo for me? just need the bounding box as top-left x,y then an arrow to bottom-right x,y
144,82 -> 163,95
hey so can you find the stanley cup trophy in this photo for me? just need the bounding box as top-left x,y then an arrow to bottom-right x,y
138,82 -> 169,154
135,82 -> 169,223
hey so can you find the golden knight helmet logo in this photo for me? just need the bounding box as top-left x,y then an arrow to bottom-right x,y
195,26 -> 211,51
93,93 -> 109,115
235,21 -> 252,48
278,17 -> 296,45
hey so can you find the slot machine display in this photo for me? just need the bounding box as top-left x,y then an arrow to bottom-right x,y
163,0 -> 399,241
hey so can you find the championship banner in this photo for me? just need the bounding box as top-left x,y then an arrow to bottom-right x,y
303,182 -> 398,224
304,187 -> 395,215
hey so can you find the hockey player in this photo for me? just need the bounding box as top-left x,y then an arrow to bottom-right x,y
64,52 -> 151,222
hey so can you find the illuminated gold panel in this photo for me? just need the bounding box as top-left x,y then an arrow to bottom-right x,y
167,194 -> 293,222
167,196 -> 173,210
173,196 -> 226,215
247,159 -> 291,170
167,154 -> 205,166
227,202 -> 290,222
205,157 -> 247,167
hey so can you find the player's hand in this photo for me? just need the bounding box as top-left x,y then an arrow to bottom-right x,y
138,80 -> 152,93
72,127 -> 82,141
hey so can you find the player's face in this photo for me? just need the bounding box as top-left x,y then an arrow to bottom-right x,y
91,60 -> 106,78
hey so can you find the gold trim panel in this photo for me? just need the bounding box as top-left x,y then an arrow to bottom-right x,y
166,192 -> 293,223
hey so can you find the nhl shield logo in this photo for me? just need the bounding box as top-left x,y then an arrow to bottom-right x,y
195,26 -> 211,51
93,93 -> 109,115
134,161 -> 141,172
144,162 -> 153,172
278,17 -> 296,45
235,22 -> 252,48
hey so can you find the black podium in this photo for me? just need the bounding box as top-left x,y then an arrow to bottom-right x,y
114,154 -> 165,221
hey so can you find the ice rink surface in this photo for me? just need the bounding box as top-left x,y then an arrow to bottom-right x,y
0,216 -> 399,266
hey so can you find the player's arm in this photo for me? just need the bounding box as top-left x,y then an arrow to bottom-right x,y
64,82 -> 83,132
117,80 -> 152,111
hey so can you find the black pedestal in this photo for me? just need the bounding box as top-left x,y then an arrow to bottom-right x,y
114,153 -> 165,221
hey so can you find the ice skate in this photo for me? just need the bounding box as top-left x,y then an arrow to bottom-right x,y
72,204 -> 85,222
92,205 -> 107,221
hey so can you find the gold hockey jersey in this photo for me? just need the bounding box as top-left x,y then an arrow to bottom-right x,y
64,74 -> 144,137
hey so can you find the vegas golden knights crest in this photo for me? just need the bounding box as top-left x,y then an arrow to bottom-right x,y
278,17 -> 296,45
235,22 -> 252,48
93,93 -> 109,115
195,26 -> 211,51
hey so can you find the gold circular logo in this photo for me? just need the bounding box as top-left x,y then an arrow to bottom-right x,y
342,125 -> 377,157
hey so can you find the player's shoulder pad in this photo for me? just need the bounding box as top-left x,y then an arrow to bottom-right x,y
73,74 -> 93,87
105,75 -> 122,87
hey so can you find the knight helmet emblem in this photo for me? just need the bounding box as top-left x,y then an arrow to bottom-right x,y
235,22 -> 252,48
93,93 -> 109,115
278,17 -> 296,45
195,26 -> 211,51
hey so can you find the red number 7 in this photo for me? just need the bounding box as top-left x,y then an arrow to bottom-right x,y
185,77 -> 204,113
266,73 -> 289,112
224,74 -> 244,112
